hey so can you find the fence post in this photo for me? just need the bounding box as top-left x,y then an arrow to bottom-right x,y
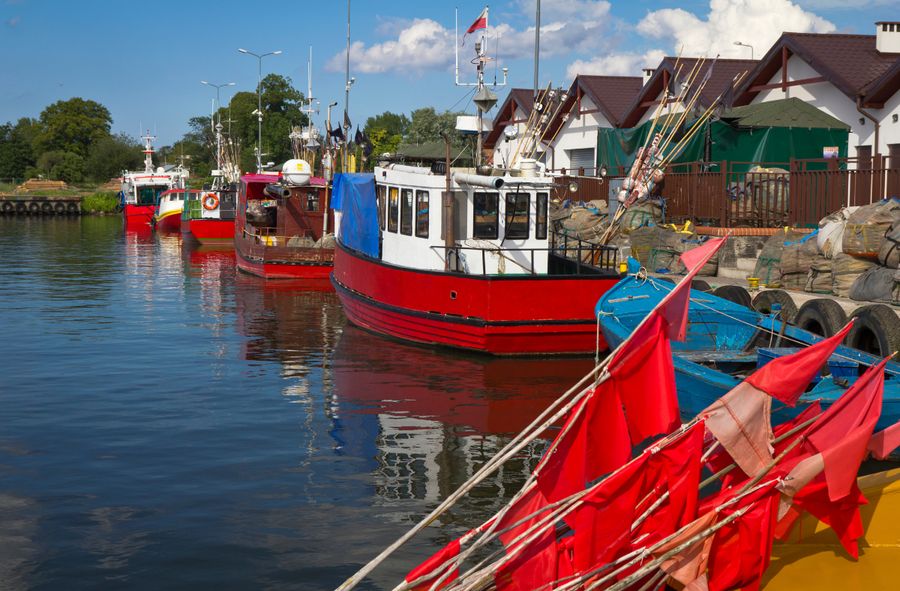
720,160 -> 728,227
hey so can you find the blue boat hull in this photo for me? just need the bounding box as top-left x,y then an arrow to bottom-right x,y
598,277 -> 900,431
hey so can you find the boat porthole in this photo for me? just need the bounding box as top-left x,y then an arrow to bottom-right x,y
450,290 -> 457,300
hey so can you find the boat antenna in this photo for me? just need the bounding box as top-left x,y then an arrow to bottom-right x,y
456,6 -> 506,169
342,0 -> 352,173
533,0 -> 540,102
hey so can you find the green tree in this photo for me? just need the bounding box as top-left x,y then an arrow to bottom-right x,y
364,111 -> 410,138
36,150 -> 84,183
85,133 -> 142,182
366,128 -> 402,161
406,107 -> 466,147
0,118 -> 38,179
33,98 -> 112,157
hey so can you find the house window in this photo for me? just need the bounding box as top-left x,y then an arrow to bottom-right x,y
567,147 -> 595,175
400,189 -> 413,235
536,192 -> 548,240
376,185 -> 386,230
505,192 -> 530,239
473,192 -> 499,239
415,190 -> 429,238
388,187 -> 399,233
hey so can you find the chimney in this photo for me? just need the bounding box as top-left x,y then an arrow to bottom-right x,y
876,22 -> 900,53
642,68 -> 655,85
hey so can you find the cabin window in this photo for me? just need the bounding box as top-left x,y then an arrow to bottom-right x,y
505,193 -> 530,239
400,189 -> 413,235
376,185 -> 386,230
415,190 -> 429,238
536,192 -> 548,240
473,192 -> 499,239
306,191 -> 319,211
388,187 -> 399,233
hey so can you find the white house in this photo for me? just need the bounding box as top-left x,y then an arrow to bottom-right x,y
485,88 -> 536,170
543,75 -> 643,174
735,22 -> 900,164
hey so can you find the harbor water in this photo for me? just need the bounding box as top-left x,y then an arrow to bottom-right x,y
0,217 -> 592,590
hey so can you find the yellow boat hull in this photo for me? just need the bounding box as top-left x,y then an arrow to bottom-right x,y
763,468 -> 900,589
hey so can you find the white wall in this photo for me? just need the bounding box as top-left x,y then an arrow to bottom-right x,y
751,54 -> 899,160
549,95 -> 612,172
491,105 -> 531,170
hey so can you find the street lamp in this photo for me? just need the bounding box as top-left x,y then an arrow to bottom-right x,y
733,41 -> 754,60
238,48 -> 283,172
201,81 -> 236,178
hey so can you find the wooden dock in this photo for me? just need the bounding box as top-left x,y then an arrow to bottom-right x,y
0,194 -> 82,216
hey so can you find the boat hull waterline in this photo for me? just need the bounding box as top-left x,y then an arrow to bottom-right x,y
332,242 -> 617,356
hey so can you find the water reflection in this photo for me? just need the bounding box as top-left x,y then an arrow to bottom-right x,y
0,218 -> 592,590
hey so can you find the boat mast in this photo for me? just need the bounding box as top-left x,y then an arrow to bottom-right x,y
141,132 -> 156,173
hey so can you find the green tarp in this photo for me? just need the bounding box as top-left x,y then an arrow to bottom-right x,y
597,98 -> 849,175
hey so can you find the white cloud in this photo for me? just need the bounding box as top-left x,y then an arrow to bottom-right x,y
636,0 -> 835,59
567,49 -> 666,78
327,1 -> 614,75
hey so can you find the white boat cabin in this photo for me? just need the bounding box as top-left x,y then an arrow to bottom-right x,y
370,164 -> 555,276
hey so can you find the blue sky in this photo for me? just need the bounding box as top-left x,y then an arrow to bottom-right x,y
0,0 -> 890,146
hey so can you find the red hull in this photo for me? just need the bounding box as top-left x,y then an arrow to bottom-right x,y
155,213 -> 181,233
124,204 -> 154,227
235,237 -> 333,288
189,219 -> 235,244
331,242 -> 618,356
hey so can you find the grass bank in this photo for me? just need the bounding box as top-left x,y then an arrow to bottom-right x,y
81,192 -> 119,214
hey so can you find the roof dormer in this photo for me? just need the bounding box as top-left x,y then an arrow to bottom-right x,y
876,22 -> 900,54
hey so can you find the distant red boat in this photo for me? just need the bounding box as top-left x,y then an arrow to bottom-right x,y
234,165 -> 334,286
331,168 -> 621,356
120,133 -> 188,228
182,187 -> 237,245
154,188 -> 186,232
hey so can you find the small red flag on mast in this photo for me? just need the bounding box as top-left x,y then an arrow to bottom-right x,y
466,6 -> 488,34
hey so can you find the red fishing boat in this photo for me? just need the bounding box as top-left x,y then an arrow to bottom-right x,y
120,133 -> 188,228
234,161 -> 334,286
182,187 -> 238,245
331,167 -> 620,356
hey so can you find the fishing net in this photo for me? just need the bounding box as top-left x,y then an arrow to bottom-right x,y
832,253 -> 877,298
780,231 -> 820,290
753,228 -> 808,288
849,266 -> 897,303
629,226 -> 718,276
804,256 -> 833,294
842,199 -> 900,259
619,200 -> 663,233
877,220 -> 900,268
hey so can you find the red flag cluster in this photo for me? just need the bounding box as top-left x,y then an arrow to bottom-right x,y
401,238 -> 900,591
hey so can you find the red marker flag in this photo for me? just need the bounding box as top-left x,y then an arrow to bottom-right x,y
466,6 -> 488,34
658,237 -> 727,341
745,322 -> 853,406
868,419 -> 900,460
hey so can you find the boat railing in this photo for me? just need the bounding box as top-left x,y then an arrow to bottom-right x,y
242,227 -> 320,248
551,229 -> 619,270
430,235 -> 617,276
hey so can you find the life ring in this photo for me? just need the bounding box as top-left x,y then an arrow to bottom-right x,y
202,193 -> 219,211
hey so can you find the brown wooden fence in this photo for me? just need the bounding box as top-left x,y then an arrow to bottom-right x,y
598,156 -> 900,228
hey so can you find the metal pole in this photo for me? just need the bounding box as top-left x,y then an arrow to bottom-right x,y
343,0 -> 351,173
533,0 -> 540,102
257,55 -> 262,172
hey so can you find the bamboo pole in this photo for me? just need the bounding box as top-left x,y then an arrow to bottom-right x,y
509,83 -> 552,168
526,89 -> 569,161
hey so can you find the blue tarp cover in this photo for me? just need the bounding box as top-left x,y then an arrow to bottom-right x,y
332,173 -> 380,259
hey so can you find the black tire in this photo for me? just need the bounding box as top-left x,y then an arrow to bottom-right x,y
27,202 -> 40,215
691,279 -> 712,292
713,285 -> 752,308
41,201 -> 52,215
15,202 -> 26,214
1,201 -> 13,214
794,299 -> 848,337
67,202 -> 79,214
752,289 -> 798,323
846,304 -> 900,357
54,202 -> 66,215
